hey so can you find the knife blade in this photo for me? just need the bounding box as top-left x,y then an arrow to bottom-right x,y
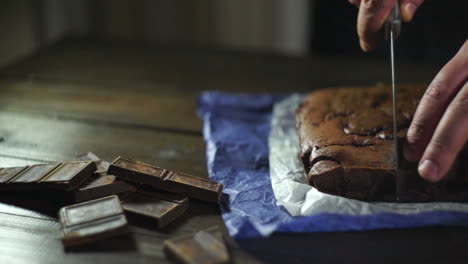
385,3 -> 402,201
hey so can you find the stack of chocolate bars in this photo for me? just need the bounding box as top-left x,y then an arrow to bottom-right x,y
0,153 -> 224,249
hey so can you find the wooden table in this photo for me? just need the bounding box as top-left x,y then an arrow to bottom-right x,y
0,39 -> 464,264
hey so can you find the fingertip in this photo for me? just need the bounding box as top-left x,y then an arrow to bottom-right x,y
359,40 -> 370,52
401,2 -> 418,22
359,39 -> 376,52
418,159 -> 440,182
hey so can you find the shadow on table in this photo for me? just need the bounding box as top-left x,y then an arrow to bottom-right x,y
0,191 -> 72,217
64,233 -> 137,253
236,227 -> 468,264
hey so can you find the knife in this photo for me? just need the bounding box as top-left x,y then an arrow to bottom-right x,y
385,3 -> 402,201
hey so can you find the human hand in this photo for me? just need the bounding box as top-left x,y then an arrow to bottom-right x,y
348,0 -> 424,51
404,40 -> 468,182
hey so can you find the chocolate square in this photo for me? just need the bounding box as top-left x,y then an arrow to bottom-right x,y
109,156 -> 223,203
121,189 -> 189,228
59,195 -> 128,248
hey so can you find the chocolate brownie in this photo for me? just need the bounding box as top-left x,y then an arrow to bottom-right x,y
296,84 -> 468,202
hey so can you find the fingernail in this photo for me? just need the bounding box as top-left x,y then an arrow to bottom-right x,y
403,3 -> 417,22
419,160 -> 439,182
360,40 -> 370,52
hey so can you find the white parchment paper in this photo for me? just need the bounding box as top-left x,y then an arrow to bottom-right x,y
269,94 -> 468,217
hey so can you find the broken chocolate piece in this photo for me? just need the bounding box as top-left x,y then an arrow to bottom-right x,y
76,152 -> 110,174
40,161 -> 97,190
193,231 -> 230,263
11,163 -> 60,183
0,161 -> 96,191
59,195 -> 128,248
73,153 -> 134,202
109,156 -> 223,203
163,227 -> 230,264
74,174 -> 136,202
120,189 -> 189,229
0,166 -> 28,183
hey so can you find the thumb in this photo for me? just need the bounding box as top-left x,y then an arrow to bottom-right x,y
400,0 -> 424,22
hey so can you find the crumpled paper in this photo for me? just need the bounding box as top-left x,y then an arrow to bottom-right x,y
198,91 -> 468,239
269,94 -> 468,216
198,91 -> 291,238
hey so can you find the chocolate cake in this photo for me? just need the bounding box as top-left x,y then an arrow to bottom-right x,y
296,84 -> 468,202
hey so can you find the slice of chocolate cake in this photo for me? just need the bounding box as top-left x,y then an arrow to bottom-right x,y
296,84 -> 467,202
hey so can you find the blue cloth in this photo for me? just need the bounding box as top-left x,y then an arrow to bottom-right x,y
198,91 -> 468,239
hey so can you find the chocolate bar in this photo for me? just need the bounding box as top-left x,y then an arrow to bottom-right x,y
0,161 -> 96,191
108,156 -> 223,203
163,227 -> 230,264
74,174 -> 136,202
11,163 -> 59,183
59,195 -> 128,248
73,152 -> 135,202
0,166 -> 28,183
120,188 -> 189,228
76,152 -> 110,174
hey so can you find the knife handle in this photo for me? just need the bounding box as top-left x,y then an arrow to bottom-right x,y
385,2 -> 402,40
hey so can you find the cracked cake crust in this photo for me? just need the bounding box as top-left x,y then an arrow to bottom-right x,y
296,84 -> 468,202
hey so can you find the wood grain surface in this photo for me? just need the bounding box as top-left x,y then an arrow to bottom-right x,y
0,39 -> 463,264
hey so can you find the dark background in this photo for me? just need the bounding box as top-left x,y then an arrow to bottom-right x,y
1,0 -> 466,70
313,0 -> 468,65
